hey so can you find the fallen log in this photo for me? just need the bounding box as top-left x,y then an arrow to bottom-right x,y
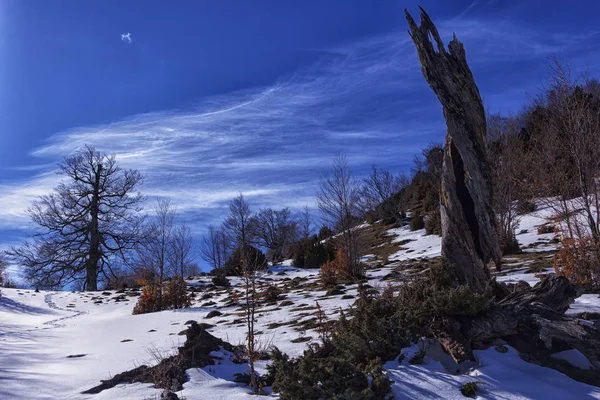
431,275 -> 600,385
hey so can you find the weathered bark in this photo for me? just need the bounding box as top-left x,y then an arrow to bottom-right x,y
405,9 -> 600,386
405,8 -> 501,292
85,163 -> 102,291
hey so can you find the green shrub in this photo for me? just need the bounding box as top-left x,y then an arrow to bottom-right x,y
291,236 -> 334,269
410,212 -> 425,231
222,245 -> 267,276
425,210 -> 442,236
211,273 -> 230,287
461,381 -> 485,398
499,232 -> 521,255
267,346 -> 390,400
267,265 -> 493,399
262,285 -> 282,303
516,200 -> 536,214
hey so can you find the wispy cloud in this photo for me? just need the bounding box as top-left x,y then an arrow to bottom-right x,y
3,13 -> 600,243
121,32 -> 132,44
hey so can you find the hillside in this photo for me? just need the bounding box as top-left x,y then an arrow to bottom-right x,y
1,202 -> 600,399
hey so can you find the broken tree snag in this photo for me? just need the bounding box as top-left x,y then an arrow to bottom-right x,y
405,7 -> 501,292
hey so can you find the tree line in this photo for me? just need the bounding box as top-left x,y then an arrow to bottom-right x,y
3,58 -> 599,292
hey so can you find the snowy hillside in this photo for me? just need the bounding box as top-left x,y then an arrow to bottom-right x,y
1,204 -> 600,400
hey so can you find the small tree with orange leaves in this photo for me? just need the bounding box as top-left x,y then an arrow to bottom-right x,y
320,248 -> 350,286
554,236 -> 600,291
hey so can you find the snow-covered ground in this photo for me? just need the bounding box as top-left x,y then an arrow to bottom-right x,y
1,204 -> 599,399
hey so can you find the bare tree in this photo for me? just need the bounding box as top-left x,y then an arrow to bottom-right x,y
8,146 -> 144,291
299,206 -> 313,240
252,207 -> 298,263
487,113 -> 526,254
0,253 -> 7,291
200,225 -> 230,273
358,166 -> 408,221
135,199 -> 175,311
523,59 -> 600,246
169,224 -> 195,278
317,154 -> 362,277
223,194 -> 254,250
237,245 -> 266,394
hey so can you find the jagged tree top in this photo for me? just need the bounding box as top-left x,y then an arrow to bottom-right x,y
404,7 -> 485,123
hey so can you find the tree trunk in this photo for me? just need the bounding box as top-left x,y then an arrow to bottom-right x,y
405,8 -> 501,292
85,164 -> 103,291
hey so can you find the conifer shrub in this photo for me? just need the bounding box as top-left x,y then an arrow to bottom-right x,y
262,284 -> 283,303
410,212 -> 425,231
461,381 -> 485,398
516,199 -> 536,215
223,245 -> 267,276
425,210 -> 442,236
267,346 -> 390,400
291,236 -> 334,269
211,274 -> 231,287
267,264 -> 494,398
499,232 -> 521,255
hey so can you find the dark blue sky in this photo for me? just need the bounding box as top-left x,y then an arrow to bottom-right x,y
1,1 -> 600,272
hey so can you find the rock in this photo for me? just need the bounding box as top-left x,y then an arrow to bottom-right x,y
495,345 -> 509,353
161,390 -> 179,400
83,321 -> 233,395
206,310 -> 222,319
325,288 -> 345,296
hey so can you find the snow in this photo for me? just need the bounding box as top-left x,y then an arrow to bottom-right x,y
1,203 -> 600,399
567,294 -> 600,315
552,349 -> 594,370
386,226 -> 442,261
387,345 -> 600,399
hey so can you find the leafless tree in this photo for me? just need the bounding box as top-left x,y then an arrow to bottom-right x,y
317,154 -> 362,277
169,224 -> 196,278
528,59 -> 600,244
358,166 -> 408,221
223,194 -> 254,250
299,206 -> 313,240
251,207 -> 298,263
238,249 -> 265,394
487,113 -> 526,253
200,225 -> 230,273
0,253 -> 7,290
135,199 -> 175,311
8,146 -> 144,291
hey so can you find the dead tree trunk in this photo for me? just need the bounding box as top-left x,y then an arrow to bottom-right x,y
404,9 -> 600,386
405,7 -> 501,292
